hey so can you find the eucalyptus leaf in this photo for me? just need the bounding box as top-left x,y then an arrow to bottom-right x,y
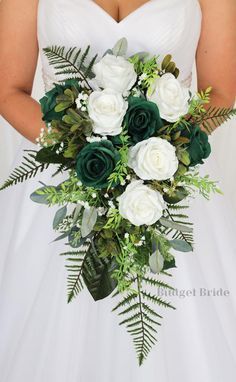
30,186 -> 54,205
30,192 -> 49,205
53,231 -> 70,242
103,49 -> 113,57
112,38 -> 128,56
53,206 -> 67,230
159,217 -> 193,233
81,207 -> 98,238
73,204 -> 82,224
149,251 -> 164,274
169,239 -> 193,252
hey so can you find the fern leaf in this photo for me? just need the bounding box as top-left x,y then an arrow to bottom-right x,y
61,245 -> 90,303
43,46 -> 97,89
196,107 -> 236,134
141,290 -> 175,310
113,276 -> 175,365
0,151 -> 50,191
142,276 -> 175,291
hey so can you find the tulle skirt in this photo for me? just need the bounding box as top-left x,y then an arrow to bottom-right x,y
0,129 -> 236,382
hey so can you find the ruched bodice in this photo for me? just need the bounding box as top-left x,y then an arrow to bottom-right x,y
37,0 -> 202,91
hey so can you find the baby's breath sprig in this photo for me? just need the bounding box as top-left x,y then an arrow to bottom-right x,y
112,234 -> 145,293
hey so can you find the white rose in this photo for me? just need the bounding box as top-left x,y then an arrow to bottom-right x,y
118,180 -> 166,226
128,137 -> 178,181
93,54 -> 137,94
148,73 -> 190,122
88,89 -> 128,136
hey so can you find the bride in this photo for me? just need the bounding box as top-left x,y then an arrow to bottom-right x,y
0,0 -> 235,381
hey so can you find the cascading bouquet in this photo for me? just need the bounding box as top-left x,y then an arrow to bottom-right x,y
1,38 -> 235,365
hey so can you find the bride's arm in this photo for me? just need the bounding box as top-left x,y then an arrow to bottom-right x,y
0,0 -> 45,143
196,0 -> 236,132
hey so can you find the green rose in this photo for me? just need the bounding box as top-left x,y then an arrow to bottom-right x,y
184,124 -> 211,166
40,79 -> 80,123
76,140 -> 120,189
124,97 -> 163,143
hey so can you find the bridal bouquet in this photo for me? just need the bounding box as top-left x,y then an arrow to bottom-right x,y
1,38 -> 235,365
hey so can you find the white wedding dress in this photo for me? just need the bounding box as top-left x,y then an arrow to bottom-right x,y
0,0 -> 236,381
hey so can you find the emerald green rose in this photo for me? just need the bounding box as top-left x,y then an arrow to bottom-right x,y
124,97 -> 163,143
184,124 -> 211,166
76,140 -> 120,189
40,79 -> 80,123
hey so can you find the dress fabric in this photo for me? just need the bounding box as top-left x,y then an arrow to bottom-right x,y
0,1 -> 236,381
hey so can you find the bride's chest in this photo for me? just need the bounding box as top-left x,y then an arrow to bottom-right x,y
38,0 -> 201,53
37,0 -> 201,83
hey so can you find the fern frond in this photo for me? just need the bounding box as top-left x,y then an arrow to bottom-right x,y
52,163 -> 69,177
142,276 -> 175,291
196,107 -> 236,134
113,276 -> 174,365
141,290 -> 175,309
43,46 -> 98,89
0,151 -> 50,191
159,207 -> 194,245
61,245 -> 90,303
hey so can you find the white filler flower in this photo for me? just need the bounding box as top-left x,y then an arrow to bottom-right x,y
118,180 -> 166,226
88,88 -> 128,136
148,73 -> 190,122
93,54 -> 137,94
128,137 -> 178,181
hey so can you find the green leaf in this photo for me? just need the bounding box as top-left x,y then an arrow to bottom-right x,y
82,245 -> 118,301
159,217 -> 193,233
30,186 -> 55,205
53,206 -> 67,229
112,38 -> 128,56
55,101 -> 72,112
43,46 -> 97,87
178,150 -> 191,166
163,187 -> 188,204
169,239 -> 193,252
30,187 -> 49,205
161,54 -> 172,70
63,143 -> 78,159
53,231 -> 70,242
163,257 -> 176,270
35,147 -> 68,164
73,204 -> 82,224
81,207 -> 98,238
